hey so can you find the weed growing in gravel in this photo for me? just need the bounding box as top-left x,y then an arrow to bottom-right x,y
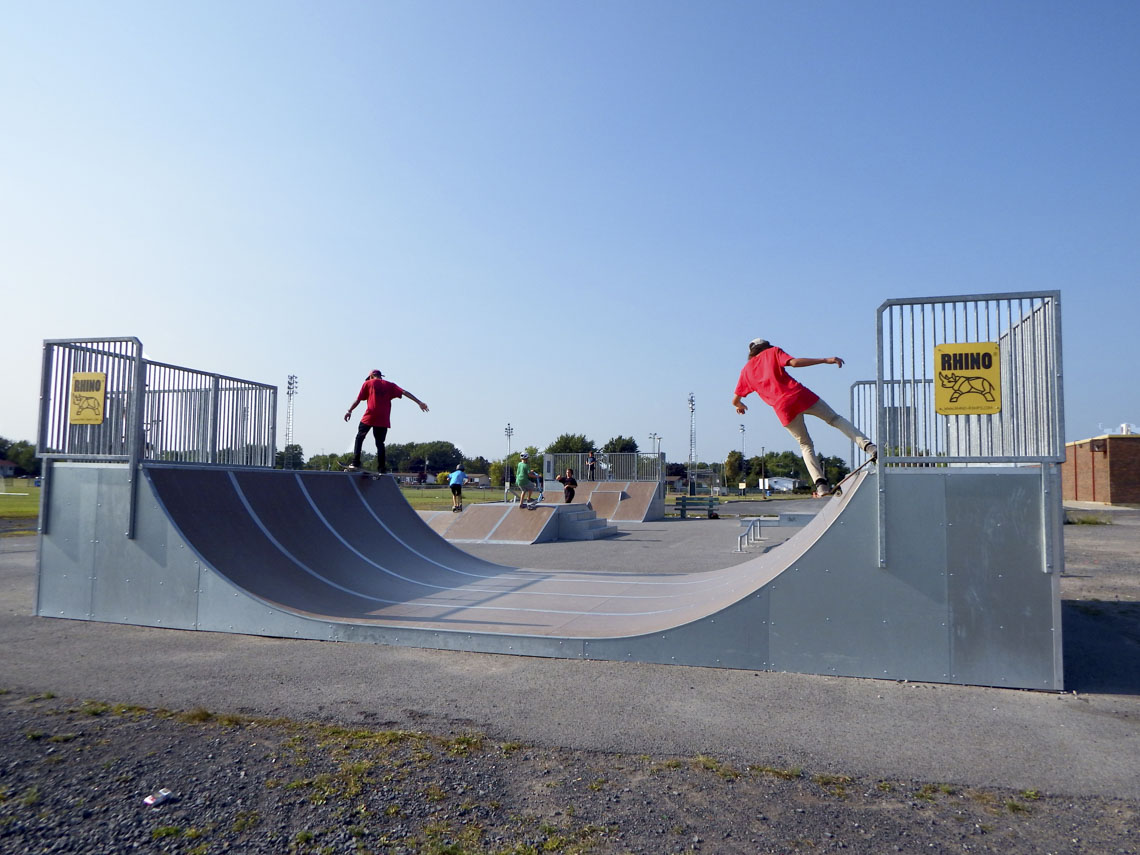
18,786 -> 41,807
693,754 -> 741,779
813,773 -> 854,797
443,733 -> 484,755
750,763 -> 803,781
232,809 -> 261,832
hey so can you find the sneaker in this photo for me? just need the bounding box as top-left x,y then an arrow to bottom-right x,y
865,443 -> 878,462
345,464 -> 362,471
813,479 -> 833,499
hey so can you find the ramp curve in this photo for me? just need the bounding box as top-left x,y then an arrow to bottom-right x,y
36,462 -> 1062,688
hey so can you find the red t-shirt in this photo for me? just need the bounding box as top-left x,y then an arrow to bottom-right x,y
735,346 -> 819,426
356,378 -> 405,428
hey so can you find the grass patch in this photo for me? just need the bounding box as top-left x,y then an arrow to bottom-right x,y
1066,514 -> 1111,525
0,480 -> 40,519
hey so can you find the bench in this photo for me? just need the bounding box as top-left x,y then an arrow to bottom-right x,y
673,495 -> 719,519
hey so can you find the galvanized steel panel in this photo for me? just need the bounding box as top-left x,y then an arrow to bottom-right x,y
945,470 -> 1061,689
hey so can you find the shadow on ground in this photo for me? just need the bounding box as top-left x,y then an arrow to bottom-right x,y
1062,599 -> 1140,694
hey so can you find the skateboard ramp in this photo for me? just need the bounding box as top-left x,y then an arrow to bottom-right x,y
35,462 -> 1062,689
570,481 -> 663,522
421,503 -> 617,544
419,503 -> 560,544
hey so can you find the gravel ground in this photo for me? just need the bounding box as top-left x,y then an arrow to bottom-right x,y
1,690 -> 1136,855
0,511 -> 1137,854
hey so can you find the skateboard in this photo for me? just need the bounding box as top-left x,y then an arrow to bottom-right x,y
342,466 -> 384,481
826,454 -> 878,497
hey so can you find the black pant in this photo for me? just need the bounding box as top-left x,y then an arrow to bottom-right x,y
353,423 -> 389,471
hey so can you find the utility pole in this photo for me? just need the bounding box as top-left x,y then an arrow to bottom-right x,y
504,423 -> 514,501
285,374 -> 298,469
688,393 -> 696,496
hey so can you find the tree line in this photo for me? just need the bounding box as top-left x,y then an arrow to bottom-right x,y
724,449 -> 849,487
0,436 -> 40,476
1,430 -> 846,489
278,433 -> 645,485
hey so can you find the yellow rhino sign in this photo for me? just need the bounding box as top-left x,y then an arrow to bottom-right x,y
69,372 -> 107,425
934,343 -> 1001,415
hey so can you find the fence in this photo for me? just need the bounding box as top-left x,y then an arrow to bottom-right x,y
859,291 -> 1064,570
856,292 -> 1064,466
543,452 -> 665,484
38,338 -> 277,537
38,338 -> 277,468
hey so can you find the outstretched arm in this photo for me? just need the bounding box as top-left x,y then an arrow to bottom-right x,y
404,391 -> 430,413
786,356 -> 844,369
732,394 -> 748,415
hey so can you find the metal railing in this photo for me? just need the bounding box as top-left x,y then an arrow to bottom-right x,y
543,452 -> 665,484
38,338 -> 277,538
874,292 -> 1064,465
863,291 -> 1065,570
39,338 -> 277,468
142,360 -> 277,467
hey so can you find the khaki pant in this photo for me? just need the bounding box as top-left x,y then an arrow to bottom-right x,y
783,399 -> 874,486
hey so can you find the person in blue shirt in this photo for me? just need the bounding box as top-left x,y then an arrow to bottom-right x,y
448,463 -> 467,512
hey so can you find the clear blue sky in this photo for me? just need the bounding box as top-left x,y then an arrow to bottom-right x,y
2,2 -> 1137,466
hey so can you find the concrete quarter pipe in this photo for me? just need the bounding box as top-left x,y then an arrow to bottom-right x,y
36,461 -> 1061,689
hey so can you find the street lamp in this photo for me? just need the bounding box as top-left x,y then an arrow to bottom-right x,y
504,423 -> 514,501
739,424 -> 746,458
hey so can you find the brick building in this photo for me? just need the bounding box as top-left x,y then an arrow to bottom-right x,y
1062,434 -> 1140,504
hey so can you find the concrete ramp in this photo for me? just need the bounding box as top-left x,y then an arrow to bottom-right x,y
35,462 -> 1062,689
565,481 -> 663,522
423,503 -> 617,544
424,503 -> 558,544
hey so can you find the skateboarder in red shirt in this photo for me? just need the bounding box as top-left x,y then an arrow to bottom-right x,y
732,338 -> 875,498
344,370 -> 429,473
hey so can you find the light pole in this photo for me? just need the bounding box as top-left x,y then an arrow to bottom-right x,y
504,423 -> 514,501
739,424 -> 746,458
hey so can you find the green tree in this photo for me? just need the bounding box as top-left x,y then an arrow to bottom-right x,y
545,433 -> 595,454
305,453 -> 351,471
821,455 -> 850,486
601,435 -> 639,453
408,441 -> 463,476
765,450 -> 807,481
385,443 -> 415,473
0,439 -> 40,476
464,455 -> 491,476
725,450 -> 745,485
275,444 -> 305,469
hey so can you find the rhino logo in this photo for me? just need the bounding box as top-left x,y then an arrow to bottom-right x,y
72,394 -> 103,418
938,372 -> 995,403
